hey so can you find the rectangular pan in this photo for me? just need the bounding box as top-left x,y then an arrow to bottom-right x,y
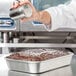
6,53 -> 73,74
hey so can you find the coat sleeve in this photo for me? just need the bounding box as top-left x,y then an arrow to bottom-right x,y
44,0 -> 76,31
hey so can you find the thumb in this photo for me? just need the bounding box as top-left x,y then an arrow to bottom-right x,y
19,0 -> 30,5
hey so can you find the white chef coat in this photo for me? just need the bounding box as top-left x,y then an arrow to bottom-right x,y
44,0 -> 76,31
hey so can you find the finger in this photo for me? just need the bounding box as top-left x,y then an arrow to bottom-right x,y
20,17 -> 28,21
12,1 -> 20,9
20,17 -> 31,22
20,18 -> 27,22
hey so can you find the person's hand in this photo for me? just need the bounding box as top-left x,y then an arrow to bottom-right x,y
11,0 -> 51,26
11,0 -> 40,22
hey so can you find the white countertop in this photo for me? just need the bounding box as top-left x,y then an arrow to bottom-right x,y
0,54 -> 76,76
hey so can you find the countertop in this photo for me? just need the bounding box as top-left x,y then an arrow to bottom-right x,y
0,54 -> 76,76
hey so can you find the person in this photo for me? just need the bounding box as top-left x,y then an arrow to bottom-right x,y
12,0 -> 76,31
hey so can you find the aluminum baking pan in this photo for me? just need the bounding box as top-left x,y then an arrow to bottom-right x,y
6,53 -> 73,74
